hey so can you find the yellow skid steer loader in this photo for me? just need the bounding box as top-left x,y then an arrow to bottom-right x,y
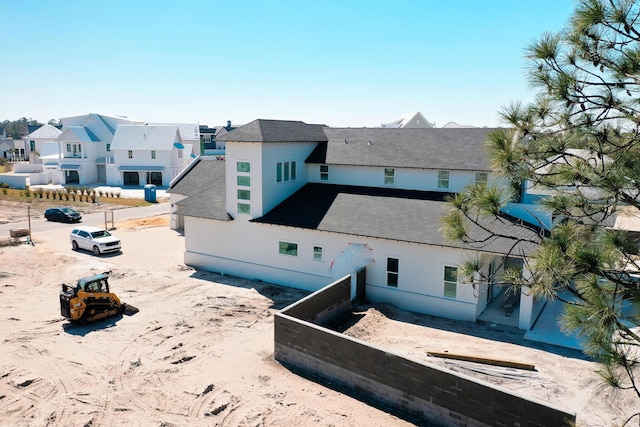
60,273 -> 138,323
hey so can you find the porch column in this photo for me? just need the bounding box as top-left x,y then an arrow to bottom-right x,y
518,266 -> 534,330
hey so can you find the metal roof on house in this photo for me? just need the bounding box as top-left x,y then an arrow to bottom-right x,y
66,126 -> 100,142
217,119 -> 328,143
306,127 -> 496,171
111,125 -> 180,150
26,124 -> 62,139
252,183 -> 540,256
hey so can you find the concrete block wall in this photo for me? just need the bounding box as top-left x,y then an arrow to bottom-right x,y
274,278 -> 576,426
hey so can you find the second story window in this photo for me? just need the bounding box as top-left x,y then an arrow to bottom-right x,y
128,150 -> 133,159
66,144 -> 71,152
106,143 -> 111,152
320,165 -> 329,181
438,171 -> 450,189
29,140 -> 35,151
237,161 -> 250,173
313,246 -> 323,261
475,172 -> 488,185
236,161 -> 251,214
151,150 -> 156,159
384,168 -> 395,185
178,149 -> 183,159
276,161 -> 297,182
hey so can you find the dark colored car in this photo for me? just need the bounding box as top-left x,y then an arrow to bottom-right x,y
45,207 -> 82,223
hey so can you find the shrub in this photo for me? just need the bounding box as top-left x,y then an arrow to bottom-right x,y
36,188 -> 44,198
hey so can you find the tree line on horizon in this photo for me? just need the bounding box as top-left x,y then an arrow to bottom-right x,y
1,117 -> 59,139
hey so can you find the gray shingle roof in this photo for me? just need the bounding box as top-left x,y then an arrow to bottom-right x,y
307,127 -> 496,171
219,119 -> 496,170
217,119 -> 328,143
171,157 -> 229,221
253,183 -> 540,256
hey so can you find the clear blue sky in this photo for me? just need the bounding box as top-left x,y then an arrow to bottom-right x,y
2,1 -> 576,128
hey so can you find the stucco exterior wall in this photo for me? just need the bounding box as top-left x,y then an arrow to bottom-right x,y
260,141 -> 315,214
307,163 -> 486,193
225,142 -> 264,218
183,216 -> 487,321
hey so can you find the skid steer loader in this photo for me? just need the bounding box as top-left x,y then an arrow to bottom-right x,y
59,273 -> 138,323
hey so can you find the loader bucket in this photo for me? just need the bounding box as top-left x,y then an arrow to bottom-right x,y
122,303 -> 139,316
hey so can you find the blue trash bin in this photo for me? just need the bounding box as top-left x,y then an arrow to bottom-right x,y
144,184 -> 157,202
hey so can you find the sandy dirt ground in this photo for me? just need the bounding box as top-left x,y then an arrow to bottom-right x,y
0,202 -> 638,426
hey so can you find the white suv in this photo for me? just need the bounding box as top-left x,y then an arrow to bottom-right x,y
70,226 -> 121,255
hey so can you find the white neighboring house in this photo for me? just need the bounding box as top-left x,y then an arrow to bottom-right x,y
108,125 -> 195,187
169,119 -> 544,330
23,124 -> 62,163
379,111 -> 434,128
1,113 -> 200,188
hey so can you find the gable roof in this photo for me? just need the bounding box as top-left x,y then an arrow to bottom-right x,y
26,124 -> 62,139
111,125 -> 180,150
380,111 -> 434,128
217,119 -> 327,143
170,157 -> 229,221
252,183 -> 539,256
306,127 -> 496,171
59,126 -> 100,143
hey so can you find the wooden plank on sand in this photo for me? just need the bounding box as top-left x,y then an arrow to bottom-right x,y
427,351 -> 536,371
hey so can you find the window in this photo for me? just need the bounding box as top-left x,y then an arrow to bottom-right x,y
444,266 -> 458,298
78,144 -> 81,152
276,161 -> 297,182
237,161 -> 251,173
438,171 -> 450,189
128,150 -> 133,159
151,150 -> 156,159
66,144 -> 71,152
279,241 -> 298,256
387,257 -> 399,287
178,149 -> 183,159
313,246 -> 323,261
106,143 -> 111,152
384,168 -> 395,185
236,161 -> 251,213
475,172 -> 488,185
29,140 -> 35,151
320,165 -> 329,181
